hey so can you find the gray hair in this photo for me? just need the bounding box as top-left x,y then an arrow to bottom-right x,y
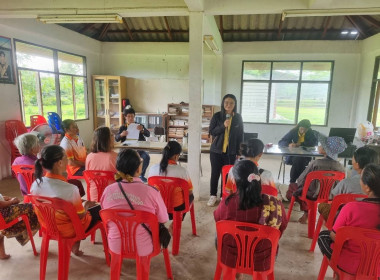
13,133 -> 39,155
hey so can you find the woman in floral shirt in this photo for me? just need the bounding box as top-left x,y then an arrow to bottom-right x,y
214,160 -> 288,279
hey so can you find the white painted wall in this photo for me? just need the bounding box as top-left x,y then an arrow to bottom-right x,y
356,33 -> 380,126
222,40 -> 362,144
101,42 -> 220,112
0,19 -> 101,178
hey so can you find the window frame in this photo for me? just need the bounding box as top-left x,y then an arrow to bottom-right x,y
14,39 -> 89,124
367,56 -> 380,128
240,60 -> 334,126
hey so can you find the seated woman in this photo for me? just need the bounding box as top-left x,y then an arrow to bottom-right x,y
287,135 -> 346,224
115,106 -> 150,182
30,145 -> 99,256
225,138 -> 277,196
278,119 -> 318,184
85,126 -> 117,201
12,133 -> 40,196
100,149 -> 168,262
318,163 -> 380,279
214,160 -> 288,280
60,119 -> 87,177
0,194 -> 39,259
148,141 -> 194,222
318,146 -> 377,220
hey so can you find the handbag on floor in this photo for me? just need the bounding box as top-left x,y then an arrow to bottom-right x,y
118,182 -> 171,248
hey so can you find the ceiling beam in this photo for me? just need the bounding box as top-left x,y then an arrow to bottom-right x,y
184,0 -> 204,12
359,15 -> 380,29
277,16 -> 283,40
321,16 -> 331,39
122,18 -> 134,40
219,15 -> 224,40
346,16 -> 368,38
164,16 -> 173,41
98,23 -> 110,40
106,28 -> 351,35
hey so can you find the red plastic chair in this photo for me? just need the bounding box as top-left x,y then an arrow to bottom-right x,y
214,220 -> 281,280
309,193 -> 367,252
287,170 -> 345,238
221,165 -> 234,199
5,120 -> 28,165
66,165 -> 85,180
317,226 -> 380,280
0,206 -> 38,256
11,165 -> 35,203
83,170 -> 115,202
28,195 -> 110,280
148,176 -> 197,255
100,209 -> 173,280
30,115 -> 47,130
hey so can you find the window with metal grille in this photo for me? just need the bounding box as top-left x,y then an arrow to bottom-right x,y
241,61 -> 333,126
15,40 -> 88,126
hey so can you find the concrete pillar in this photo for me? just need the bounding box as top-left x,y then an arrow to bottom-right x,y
188,12 -> 204,200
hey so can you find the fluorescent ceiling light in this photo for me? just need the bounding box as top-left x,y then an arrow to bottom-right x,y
37,14 -> 123,24
203,35 -> 219,52
341,31 -> 349,34
350,31 -> 358,35
282,8 -> 380,20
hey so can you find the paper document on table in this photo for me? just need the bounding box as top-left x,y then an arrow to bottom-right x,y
127,123 -> 140,140
122,139 -> 138,146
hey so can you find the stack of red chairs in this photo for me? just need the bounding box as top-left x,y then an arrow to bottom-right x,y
5,120 -> 28,166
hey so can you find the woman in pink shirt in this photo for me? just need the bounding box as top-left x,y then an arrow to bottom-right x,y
85,127 -> 117,201
100,149 -> 168,259
318,163 -> 380,278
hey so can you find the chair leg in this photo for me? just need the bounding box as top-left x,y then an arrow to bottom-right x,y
287,196 -> 296,221
222,267 -> 236,280
98,225 -> 111,266
162,248 -> 173,279
267,271 -> 275,280
190,204 -> 197,236
282,162 -> 286,184
136,256 -> 151,280
21,215 -> 38,256
58,240 -> 74,280
310,215 -> 324,252
214,263 -> 222,280
91,232 -> 96,244
40,234 -> 50,280
308,202 -> 317,239
317,256 -> 329,280
172,211 -> 183,255
110,251 -> 123,280
277,160 -> 282,180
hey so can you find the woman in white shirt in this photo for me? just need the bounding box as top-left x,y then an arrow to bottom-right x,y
148,141 -> 193,220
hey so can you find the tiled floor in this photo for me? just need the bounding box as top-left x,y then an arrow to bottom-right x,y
0,154 -> 334,279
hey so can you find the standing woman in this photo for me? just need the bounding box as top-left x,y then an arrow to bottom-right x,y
208,94 -> 244,207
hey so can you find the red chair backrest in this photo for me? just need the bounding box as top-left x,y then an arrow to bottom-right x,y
11,165 -> 35,201
216,220 -> 281,274
99,209 -> 160,258
301,171 -> 345,201
222,165 -> 234,198
5,120 -> 28,164
330,226 -> 380,278
83,170 -> 115,201
30,115 -> 47,129
148,176 -> 191,213
28,195 -> 87,240
325,194 -> 368,229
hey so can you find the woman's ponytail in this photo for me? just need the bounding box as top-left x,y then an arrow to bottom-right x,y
159,141 -> 182,174
35,158 -> 44,184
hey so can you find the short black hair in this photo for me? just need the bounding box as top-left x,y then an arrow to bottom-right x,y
240,138 -> 264,158
123,107 -> 135,116
354,146 -> 377,169
297,119 -> 311,129
116,149 -> 141,179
